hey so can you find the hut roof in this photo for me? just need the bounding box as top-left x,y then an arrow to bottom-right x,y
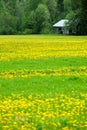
53,19 -> 69,27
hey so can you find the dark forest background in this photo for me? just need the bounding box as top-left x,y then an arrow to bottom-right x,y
0,0 -> 87,35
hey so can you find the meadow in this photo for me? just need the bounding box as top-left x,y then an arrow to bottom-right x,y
0,35 -> 87,130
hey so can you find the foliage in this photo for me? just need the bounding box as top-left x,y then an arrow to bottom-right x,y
47,0 -> 57,23
80,0 -> 87,35
66,0 -> 87,35
64,0 -> 72,13
35,4 -> 51,34
66,10 -> 81,35
0,11 -> 17,34
0,0 -> 87,34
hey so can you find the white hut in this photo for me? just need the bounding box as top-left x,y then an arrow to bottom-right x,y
53,19 -> 69,34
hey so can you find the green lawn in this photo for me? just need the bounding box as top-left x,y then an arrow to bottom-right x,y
0,57 -> 87,96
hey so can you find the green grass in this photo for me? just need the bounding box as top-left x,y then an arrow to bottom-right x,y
0,35 -> 87,97
0,57 -> 87,71
0,76 -> 87,96
0,57 -> 87,96
0,35 -> 87,129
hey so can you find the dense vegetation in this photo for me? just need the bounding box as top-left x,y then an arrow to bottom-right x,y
0,0 -> 87,35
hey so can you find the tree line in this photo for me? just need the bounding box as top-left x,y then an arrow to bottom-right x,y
0,0 -> 87,35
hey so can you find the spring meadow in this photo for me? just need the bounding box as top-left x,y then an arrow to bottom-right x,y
0,35 -> 87,130
0,0 -> 87,130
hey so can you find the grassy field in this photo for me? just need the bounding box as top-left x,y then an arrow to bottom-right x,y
0,35 -> 87,130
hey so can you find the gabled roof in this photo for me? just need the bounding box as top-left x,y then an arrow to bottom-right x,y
53,19 -> 69,27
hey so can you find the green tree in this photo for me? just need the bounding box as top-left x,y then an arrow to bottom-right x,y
0,0 -> 26,34
0,0 -> 86,35
57,0 -> 64,12
35,4 -> 51,34
66,0 -> 87,35
29,0 -> 42,10
66,10 -> 81,35
64,0 -> 72,13
80,0 -> 87,35
16,0 -> 26,33
71,0 -> 81,10
0,11 -> 17,34
47,0 -> 57,23
25,11 -> 36,34
56,0 -> 65,20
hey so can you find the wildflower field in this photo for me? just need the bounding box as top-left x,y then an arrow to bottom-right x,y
0,35 -> 87,130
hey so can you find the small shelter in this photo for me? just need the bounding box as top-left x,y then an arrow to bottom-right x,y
53,19 -> 69,34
